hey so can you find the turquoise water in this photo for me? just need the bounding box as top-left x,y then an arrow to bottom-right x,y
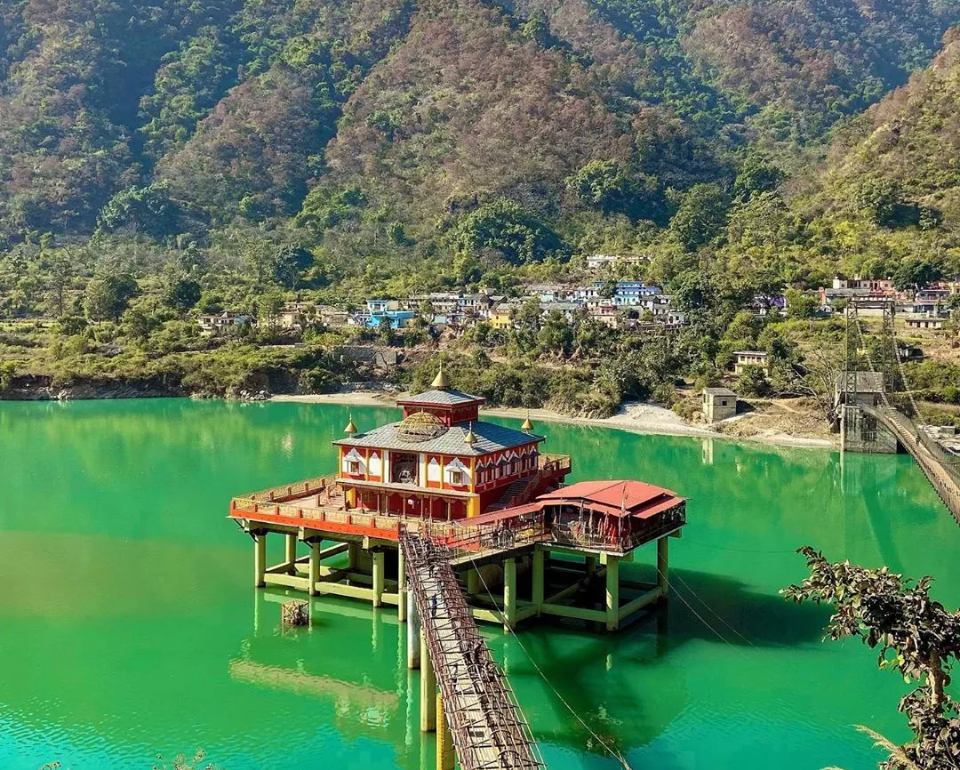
0,399 -> 956,770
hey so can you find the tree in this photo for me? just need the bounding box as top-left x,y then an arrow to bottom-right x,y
566,160 -> 654,218
784,548 -> 960,770
97,182 -> 185,240
447,199 -> 568,265
85,275 -> 139,322
669,184 -> 730,252
163,278 -> 202,313
856,178 -> 902,226
894,259 -> 943,292
733,157 -> 785,200
785,288 -> 818,319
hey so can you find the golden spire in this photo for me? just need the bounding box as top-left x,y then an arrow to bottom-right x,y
344,413 -> 357,435
431,361 -> 449,389
521,409 -> 534,433
464,422 -> 477,444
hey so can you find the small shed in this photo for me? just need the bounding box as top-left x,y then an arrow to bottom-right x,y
702,388 -> 737,423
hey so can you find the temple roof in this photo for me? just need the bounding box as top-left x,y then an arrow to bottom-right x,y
397,388 -> 486,407
334,420 -> 541,456
537,480 -> 684,518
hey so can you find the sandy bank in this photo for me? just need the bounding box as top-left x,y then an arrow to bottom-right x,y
271,392 -> 836,450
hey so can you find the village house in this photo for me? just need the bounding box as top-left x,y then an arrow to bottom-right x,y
905,315 -> 946,331
733,350 -> 769,375
488,304 -> 515,330
197,311 -> 253,336
585,254 -> 646,271
702,388 -> 737,423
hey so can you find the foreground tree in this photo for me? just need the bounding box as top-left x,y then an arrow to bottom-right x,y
783,547 -> 960,770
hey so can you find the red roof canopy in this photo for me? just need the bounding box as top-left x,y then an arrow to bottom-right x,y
537,480 -> 684,519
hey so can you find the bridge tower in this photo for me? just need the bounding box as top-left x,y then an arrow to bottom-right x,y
840,298 -> 899,453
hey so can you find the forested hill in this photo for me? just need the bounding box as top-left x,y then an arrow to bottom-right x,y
1,0 -> 959,291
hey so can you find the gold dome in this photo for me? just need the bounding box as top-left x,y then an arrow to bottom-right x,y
431,362 -> 449,389
464,423 -> 477,444
344,414 -> 358,435
521,411 -> 534,432
397,411 -> 448,443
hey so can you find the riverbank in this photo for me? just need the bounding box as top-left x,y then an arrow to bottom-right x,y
271,392 -> 837,449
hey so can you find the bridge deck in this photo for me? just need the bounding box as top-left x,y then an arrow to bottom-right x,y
402,532 -> 544,770
863,404 -> 960,523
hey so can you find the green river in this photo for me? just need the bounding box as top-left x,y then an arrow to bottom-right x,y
1,399 -> 957,770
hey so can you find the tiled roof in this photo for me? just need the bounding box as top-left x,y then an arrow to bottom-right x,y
334,420 -> 541,456
397,388 -> 485,406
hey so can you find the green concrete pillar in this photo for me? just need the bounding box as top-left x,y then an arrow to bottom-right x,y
285,533 -> 297,574
466,568 -> 480,596
532,548 -> 545,615
605,555 -> 620,632
308,541 -> 320,597
254,532 -> 266,588
348,542 -> 361,572
585,555 -> 597,577
407,591 -> 421,669
657,537 -> 669,600
436,692 -> 456,770
372,550 -> 385,608
398,546 -> 407,623
419,629 -> 436,732
503,557 -> 517,631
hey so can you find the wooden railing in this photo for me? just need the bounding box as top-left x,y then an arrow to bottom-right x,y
240,474 -> 338,504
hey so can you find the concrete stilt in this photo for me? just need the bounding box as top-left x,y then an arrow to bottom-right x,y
532,548 -> 545,616
466,568 -> 480,597
308,541 -> 320,597
657,537 -> 669,600
284,534 -> 297,574
407,592 -> 421,670
398,546 -> 407,623
436,692 -> 456,770
503,557 -> 517,631
372,550 -> 385,608
585,555 -> 597,577
348,542 -> 361,572
419,629 -> 436,732
254,533 -> 266,588
605,555 -> 620,632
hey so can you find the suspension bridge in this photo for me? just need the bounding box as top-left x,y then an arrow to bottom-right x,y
839,298 -> 960,522
401,531 -> 545,770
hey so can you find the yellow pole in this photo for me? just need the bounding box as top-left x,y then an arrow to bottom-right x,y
605,555 -> 620,632
657,537 -> 669,599
254,533 -> 266,588
398,546 -> 407,622
285,533 -> 297,574
309,541 -> 320,597
420,629 -> 436,732
504,557 -> 517,631
436,692 -> 456,770
372,550 -> 385,608
407,592 -> 421,669
532,548 -> 544,616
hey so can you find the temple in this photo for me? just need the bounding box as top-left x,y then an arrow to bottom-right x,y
229,366 -> 686,633
334,366 -> 566,519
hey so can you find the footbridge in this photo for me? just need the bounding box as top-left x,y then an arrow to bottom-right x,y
401,531 -> 544,770
840,298 -> 960,523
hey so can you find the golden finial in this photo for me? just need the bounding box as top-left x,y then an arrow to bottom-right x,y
344,413 -> 357,435
464,422 -> 477,444
431,361 -> 449,389
521,410 -> 534,433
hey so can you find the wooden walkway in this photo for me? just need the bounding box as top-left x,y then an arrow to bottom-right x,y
863,404 -> 960,523
401,532 -> 544,770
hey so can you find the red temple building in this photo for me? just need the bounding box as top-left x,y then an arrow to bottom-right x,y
334,368 -> 568,520
229,366 -> 686,633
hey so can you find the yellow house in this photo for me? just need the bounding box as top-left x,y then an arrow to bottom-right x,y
489,306 -> 514,330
